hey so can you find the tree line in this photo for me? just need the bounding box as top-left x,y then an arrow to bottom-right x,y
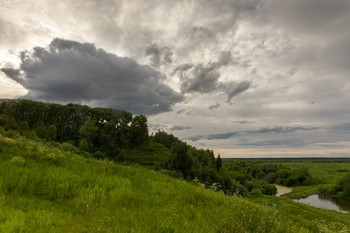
0,99 -> 147,159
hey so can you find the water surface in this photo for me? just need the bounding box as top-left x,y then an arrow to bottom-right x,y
294,194 -> 350,212
275,185 -> 293,197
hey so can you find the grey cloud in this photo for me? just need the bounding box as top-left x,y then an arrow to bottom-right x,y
223,81 -> 251,102
187,135 -> 203,142
187,126 -> 321,142
0,68 -> 22,84
2,38 -> 184,115
178,50 -> 233,93
170,125 -> 191,131
176,109 -> 186,114
0,17 -> 22,47
176,51 -> 250,100
231,120 -> 254,124
207,132 -> 239,140
191,26 -> 215,39
218,51 -> 232,66
148,122 -> 168,132
247,126 -> 321,134
172,63 -> 194,78
260,0 -> 350,35
175,0 -> 261,56
145,43 -> 173,68
180,63 -> 221,94
256,0 -> 350,78
209,103 -> 220,110
328,123 -> 350,134
239,139 -> 307,148
188,131 -> 239,141
46,0 -> 124,48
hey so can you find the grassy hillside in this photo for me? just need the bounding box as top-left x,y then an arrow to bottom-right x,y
0,129 -> 349,232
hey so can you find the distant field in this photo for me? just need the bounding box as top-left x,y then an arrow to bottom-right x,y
274,162 -> 350,184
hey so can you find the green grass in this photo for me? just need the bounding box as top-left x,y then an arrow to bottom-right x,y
249,195 -> 350,232
284,184 -> 325,199
0,131 -> 349,232
121,142 -> 171,167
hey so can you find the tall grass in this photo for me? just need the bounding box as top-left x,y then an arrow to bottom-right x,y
0,130 -> 348,232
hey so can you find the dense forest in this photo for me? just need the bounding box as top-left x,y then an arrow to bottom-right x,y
0,99 -> 314,197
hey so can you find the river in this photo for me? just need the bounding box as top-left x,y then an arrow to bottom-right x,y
275,184 -> 350,212
294,194 -> 350,212
275,185 -> 293,197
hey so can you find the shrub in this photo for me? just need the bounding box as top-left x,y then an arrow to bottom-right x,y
9,156 -> 25,166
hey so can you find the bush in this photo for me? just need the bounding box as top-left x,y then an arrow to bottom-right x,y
9,156 -> 25,166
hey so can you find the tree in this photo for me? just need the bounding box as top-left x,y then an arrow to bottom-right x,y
79,120 -> 98,152
129,115 -> 148,146
35,121 -> 49,139
216,154 -> 222,171
19,121 -> 29,135
168,141 -> 193,178
48,125 -> 57,141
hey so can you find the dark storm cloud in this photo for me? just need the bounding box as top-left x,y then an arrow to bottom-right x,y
180,62 -> 221,94
0,68 -> 22,84
145,43 -> 173,68
170,125 -> 191,131
175,51 -> 251,100
179,51 -> 232,94
2,38 -> 184,115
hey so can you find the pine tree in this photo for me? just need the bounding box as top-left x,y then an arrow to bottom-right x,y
216,154 -> 222,171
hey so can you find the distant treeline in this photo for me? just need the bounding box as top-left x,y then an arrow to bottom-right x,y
224,161 -> 315,189
0,99 -> 147,158
223,158 -> 350,163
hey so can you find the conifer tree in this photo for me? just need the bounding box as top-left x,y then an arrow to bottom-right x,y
216,154 -> 222,171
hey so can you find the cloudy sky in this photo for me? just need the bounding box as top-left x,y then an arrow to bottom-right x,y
1,0 -> 350,157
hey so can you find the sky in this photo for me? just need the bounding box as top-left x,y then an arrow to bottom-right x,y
1,0 -> 350,158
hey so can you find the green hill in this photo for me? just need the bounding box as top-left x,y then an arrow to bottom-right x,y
1,129 -> 349,232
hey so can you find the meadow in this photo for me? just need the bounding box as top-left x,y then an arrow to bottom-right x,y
275,162 -> 350,184
1,129 -> 350,232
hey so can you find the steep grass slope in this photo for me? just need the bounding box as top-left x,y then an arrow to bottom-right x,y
0,129 -> 348,232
